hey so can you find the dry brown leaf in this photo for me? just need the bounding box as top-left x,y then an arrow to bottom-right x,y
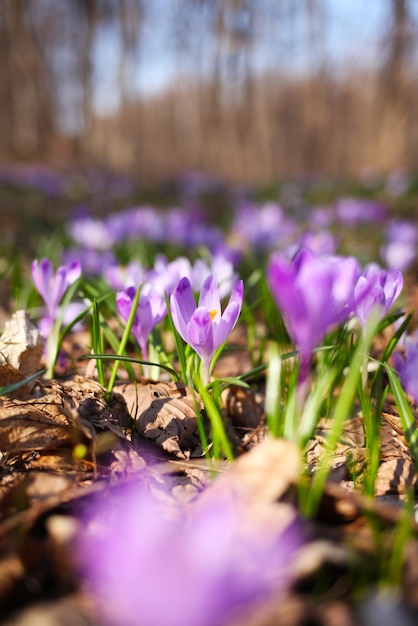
0,402 -> 74,453
375,458 -> 417,496
199,437 -> 301,511
0,310 -> 44,379
0,377 -> 127,471
0,363 -> 27,399
113,380 -> 201,459
221,384 -> 264,429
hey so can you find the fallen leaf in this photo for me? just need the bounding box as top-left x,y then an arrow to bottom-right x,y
0,310 -> 44,380
0,363 -> 27,399
199,436 -> 301,511
222,384 -> 264,429
113,380 -> 201,459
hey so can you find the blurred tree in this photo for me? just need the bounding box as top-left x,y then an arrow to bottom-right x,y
0,0 -> 417,180
381,0 -> 414,99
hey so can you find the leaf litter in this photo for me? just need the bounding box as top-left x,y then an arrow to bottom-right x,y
1,316 -> 418,624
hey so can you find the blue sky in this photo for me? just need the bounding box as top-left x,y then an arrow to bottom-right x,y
92,1 -> 411,116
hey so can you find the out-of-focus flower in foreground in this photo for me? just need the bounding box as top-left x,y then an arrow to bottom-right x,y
32,257 -> 82,336
267,248 -> 360,379
170,274 -> 244,385
79,481 -> 301,626
116,286 -> 167,365
354,264 -> 403,328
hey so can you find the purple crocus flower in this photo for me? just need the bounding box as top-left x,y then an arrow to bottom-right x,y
79,481 -> 300,626
170,275 -> 244,385
354,264 -> 403,328
267,248 -> 360,389
116,286 -> 167,366
381,220 -> 418,271
394,333 -> 418,403
32,258 -> 82,335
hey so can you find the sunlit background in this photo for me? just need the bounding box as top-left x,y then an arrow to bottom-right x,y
1,0 -> 417,184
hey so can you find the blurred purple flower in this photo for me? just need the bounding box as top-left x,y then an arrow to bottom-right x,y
104,260 -> 146,291
394,333 -> 418,403
386,168 -> 410,197
354,264 -> 403,328
63,248 -> 116,277
300,230 -> 340,256
69,215 -> 115,250
267,248 -> 360,384
0,163 -> 65,196
79,482 -> 300,626
381,220 -> 418,271
165,207 -> 223,250
170,275 -> 244,385
116,286 -> 167,364
32,258 -> 82,335
309,206 -> 335,229
147,255 -> 193,297
122,206 -> 164,242
232,202 -> 296,251
335,197 -> 387,226
148,253 -> 238,301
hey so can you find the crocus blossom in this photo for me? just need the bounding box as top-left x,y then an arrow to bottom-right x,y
79,480 -> 300,626
116,285 -> 167,364
31,258 -> 82,335
170,274 -> 244,385
354,264 -> 403,328
267,248 -> 360,386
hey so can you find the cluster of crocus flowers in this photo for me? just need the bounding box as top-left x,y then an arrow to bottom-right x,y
170,274 -> 244,385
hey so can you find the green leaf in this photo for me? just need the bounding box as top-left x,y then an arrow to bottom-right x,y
82,353 -> 179,381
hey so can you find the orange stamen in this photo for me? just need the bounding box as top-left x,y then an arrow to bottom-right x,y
209,309 -> 217,321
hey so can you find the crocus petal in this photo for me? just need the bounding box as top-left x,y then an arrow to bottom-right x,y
32,258 -> 53,306
198,275 -> 221,323
116,290 -> 136,325
383,269 -> 403,307
170,277 -> 197,343
226,279 -> 244,312
214,302 -> 240,348
49,266 -> 69,314
147,289 -> 167,323
62,301 -> 86,332
332,257 -> 361,309
188,308 -> 214,362
213,281 -> 244,347
65,260 -> 82,285
134,297 -> 153,356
